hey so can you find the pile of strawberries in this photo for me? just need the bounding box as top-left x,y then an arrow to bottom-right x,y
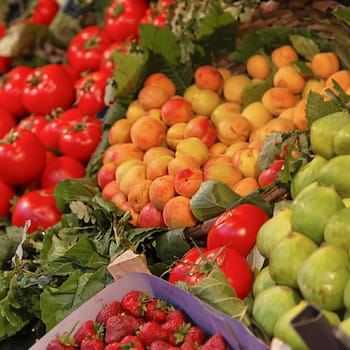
47,290 -> 227,350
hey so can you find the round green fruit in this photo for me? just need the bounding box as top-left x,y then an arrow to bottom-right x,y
344,279 -> 350,311
334,122 -> 350,156
252,266 -> 276,298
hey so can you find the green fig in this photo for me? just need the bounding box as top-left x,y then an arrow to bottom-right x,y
334,122 -> 350,156
290,155 -> 328,199
294,181 -> 319,201
324,207 -> 350,252
339,318 -> 350,338
252,266 -> 276,298
291,186 -> 345,244
252,285 -> 301,338
317,155 -> 350,198
310,111 -> 350,159
256,207 -> 292,259
344,279 -> 350,311
269,232 -> 318,288
297,245 -> 350,311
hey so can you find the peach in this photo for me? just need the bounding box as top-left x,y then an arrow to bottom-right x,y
138,85 -> 170,110
143,72 -> 176,97
146,155 -> 173,180
186,87 -> 222,116
130,116 -> 166,151
232,177 -> 260,196
234,146 -> 261,179
168,154 -> 200,177
138,202 -> 166,228
166,122 -> 187,150
118,163 -> 146,196
126,99 -> 145,123
216,115 -> 252,145
194,65 -> 223,91
173,167 -> 203,198
102,143 -> 144,167
203,154 -> 232,171
224,141 -> 249,158
108,118 -> 132,145
223,74 -> 251,104
115,159 -> 144,184
261,87 -> 298,116
246,54 -> 270,80
110,190 -> 127,209
301,78 -> 325,99
120,201 -> 139,226
271,45 -> 298,68
204,162 -> 242,190
176,137 -> 209,166
311,52 -> 339,79
160,96 -> 194,126
241,101 -> 273,128
149,174 -> 175,210
183,115 -> 217,148
273,65 -> 305,94
210,102 -> 241,127
209,142 -> 228,156
128,179 -> 152,212
292,98 -> 308,131
102,180 -> 120,200
143,146 -> 175,165
162,195 -> 197,229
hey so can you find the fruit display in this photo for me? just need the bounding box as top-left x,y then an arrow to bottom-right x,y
1,0 -> 350,349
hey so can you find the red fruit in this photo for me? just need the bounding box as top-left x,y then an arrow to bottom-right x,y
80,337 -> 105,350
121,290 -> 148,317
162,310 -> 187,332
120,335 -> 145,349
105,314 -> 143,344
149,340 -> 176,350
145,299 -> 168,323
0,108 -> 16,138
46,338 -> 76,350
96,300 -> 122,325
105,344 -> 122,350
201,333 -> 227,350
183,326 -> 206,345
139,322 -> 169,346
180,341 -> 198,350
0,180 -> 15,218
73,320 -> 98,346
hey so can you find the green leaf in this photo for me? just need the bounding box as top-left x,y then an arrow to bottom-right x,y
190,180 -> 240,221
333,7 -> 350,26
242,77 -> 273,109
289,34 -> 319,61
292,60 -> 316,78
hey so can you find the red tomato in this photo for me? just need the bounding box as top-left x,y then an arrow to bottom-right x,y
75,71 -> 108,115
0,129 -> 46,185
0,65 -> 33,117
99,41 -> 130,77
185,247 -> 253,299
207,204 -> 269,257
45,150 -> 58,166
0,108 -> 16,138
32,0 -> 60,26
67,26 -> 112,74
39,116 -> 64,150
16,114 -> 48,138
22,64 -> 75,115
59,117 -> 102,163
11,187 -> 62,234
0,180 -> 15,217
168,247 -> 207,284
104,0 -> 149,42
258,159 -> 285,187
40,155 -> 85,188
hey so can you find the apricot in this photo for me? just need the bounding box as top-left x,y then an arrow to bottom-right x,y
97,162 -> 116,189
217,67 -> 232,83
311,52 -> 339,79
149,174 -> 175,210
118,163 -> 146,196
241,101 -> 273,128
292,98 -> 308,131
143,72 -> 176,97
126,99 -> 145,123
108,118 -> 132,145
278,107 -> 295,121
194,65 -> 223,91
143,146 -> 174,165
166,122 -> 187,150
102,180 -> 120,200
146,155 -> 173,180
120,201 -> 139,226
246,54 -> 271,80
203,154 -> 232,171
203,162 -> 242,190
161,96 -> 194,126
262,87 -> 298,116
168,154 -> 200,177
224,141 -> 249,158
209,142 -> 228,156
234,146 -> 261,179
115,159 -> 143,184
138,85 -> 170,110
130,116 -> 166,151
176,137 -> 209,166
173,167 -> 203,198
233,177 -> 260,196
183,116 -> 217,148
102,143 -> 144,167
325,70 -> 350,94
188,87 -> 222,116
110,190 -> 127,209
128,179 -> 152,213
162,195 -> 197,229
138,202 -> 166,228
216,115 -> 252,145
223,74 -> 251,104
210,102 -> 241,127
144,108 -> 162,120
271,45 -> 298,68
273,65 -> 305,94
257,118 -> 295,146
301,78 -> 325,99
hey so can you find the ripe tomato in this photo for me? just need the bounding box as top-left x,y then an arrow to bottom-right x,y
0,108 -> 16,138
22,64 -> 75,115
16,114 -> 48,138
0,129 -> 46,186
67,26 -> 112,74
59,117 -> 102,163
104,0 -> 149,42
11,187 -> 62,234
168,247 -> 207,284
0,180 -> 15,217
185,247 -> 253,300
75,71 -> 108,115
258,159 -> 285,187
99,41 -> 130,77
32,0 -> 60,26
207,204 -> 269,257
0,65 -> 33,117
40,155 -> 85,188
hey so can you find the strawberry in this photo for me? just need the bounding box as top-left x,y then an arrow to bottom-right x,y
180,342 -> 200,350
145,298 -> 168,323
149,340 -> 180,350
138,321 -> 170,346
161,310 -> 187,333
120,335 -> 145,349
46,338 -> 76,350
105,313 -> 143,344
183,326 -> 206,345
121,290 -> 149,317
80,337 -> 105,350
73,320 -> 100,345
201,333 -> 227,350
104,344 -> 121,350
96,301 -> 122,325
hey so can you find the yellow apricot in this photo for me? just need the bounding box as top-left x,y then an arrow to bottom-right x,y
271,45 -> 298,68
311,52 -> 339,79
273,65 -> 305,94
246,54 -> 271,80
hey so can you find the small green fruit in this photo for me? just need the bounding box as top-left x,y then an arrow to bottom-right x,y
339,318 -> 350,338
334,122 -> 350,156
252,266 -> 276,298
344,279 -> 350,311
